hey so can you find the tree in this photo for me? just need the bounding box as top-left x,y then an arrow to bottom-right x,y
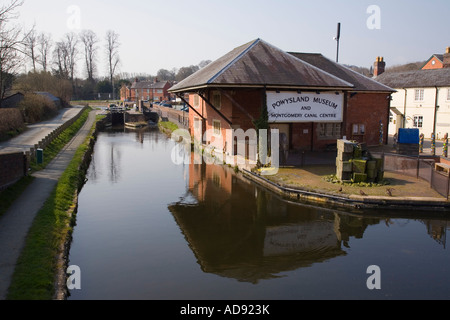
53,32 -> 79,83
23,27 -> 38,72
156,68 -> 175,81
105,30 -> 120,99
0,0 -> 26,101
80,29 -> 98,81
175,65 -> 199,82
37,32 -> 52,72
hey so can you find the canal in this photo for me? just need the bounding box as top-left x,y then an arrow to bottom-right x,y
67,126 -> 450,300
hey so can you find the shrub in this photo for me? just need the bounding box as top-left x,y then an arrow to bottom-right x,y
18,93 -> 58,124
0,108 -> 25,139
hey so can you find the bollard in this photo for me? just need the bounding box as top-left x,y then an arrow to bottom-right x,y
36,148 -> 43,164
419,133 -> 424,153
444,133 -> 448,158
431,133 -> 435,156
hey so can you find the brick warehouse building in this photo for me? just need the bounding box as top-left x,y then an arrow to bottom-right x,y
121,78 -> 172,103
169,39 -> 394,153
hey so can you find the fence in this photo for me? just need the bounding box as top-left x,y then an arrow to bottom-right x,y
374,152 -> 450,199
153,105 -> 189,129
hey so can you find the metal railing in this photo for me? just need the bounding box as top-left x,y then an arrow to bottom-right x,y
374,152 -> 450,199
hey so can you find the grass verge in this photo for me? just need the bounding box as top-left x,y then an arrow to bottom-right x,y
158,120 -> 178,134
30,107 -> 90,172
6,112 -> 102,300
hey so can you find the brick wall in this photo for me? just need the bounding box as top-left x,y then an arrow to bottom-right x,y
0,152 -> 27,189
345,92 -> 389,146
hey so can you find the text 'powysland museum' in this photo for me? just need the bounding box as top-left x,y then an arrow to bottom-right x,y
169,38 -> 395,156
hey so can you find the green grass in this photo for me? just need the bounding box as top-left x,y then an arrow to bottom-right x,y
30,108 -> 90,172
6,111 -> 100,300
158,121 -> 178,133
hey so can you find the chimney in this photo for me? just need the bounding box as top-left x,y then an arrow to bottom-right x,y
373,56 -> 385,77
443,47 -> 450,68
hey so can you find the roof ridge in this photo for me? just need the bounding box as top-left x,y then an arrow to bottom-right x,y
318,54 -> 395,92
207,38 -> 261,84
286,49 -> 354,88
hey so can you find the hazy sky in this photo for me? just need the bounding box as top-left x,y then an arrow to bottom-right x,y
14,0 -> 450,78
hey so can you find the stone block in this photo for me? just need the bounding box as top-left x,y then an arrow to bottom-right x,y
353,173 -> 367,183
337,150 -> 353,161
337,170 -> 352,181
337,159 -> 352,172
352,159 -> 367,173
337,139 -> 354,153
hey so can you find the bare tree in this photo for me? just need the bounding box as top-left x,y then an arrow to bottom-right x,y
80,29 -> 98,81
23,27 -> 38,72
53,40 -> 69,79
0,0 -> 26,101
53,32 -> 79,83
64,32 -> 79,83
105,30 -> 120,99
37,32 -> 52,72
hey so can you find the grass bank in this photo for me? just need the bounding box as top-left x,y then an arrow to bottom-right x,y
30,107 -> 90,173
158,120 -> 178,134
6,113 -> 104,300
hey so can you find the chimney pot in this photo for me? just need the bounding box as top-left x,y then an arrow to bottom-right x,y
444,47 -> 450,68
373,56 -> 386,77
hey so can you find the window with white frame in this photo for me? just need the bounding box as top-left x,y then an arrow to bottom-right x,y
447,88 -> 450,101
413,115 -> 423,128
213,120 -> 221,136
414,89 -> 424,101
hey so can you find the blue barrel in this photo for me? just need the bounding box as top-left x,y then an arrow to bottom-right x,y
397,128 -> 419,144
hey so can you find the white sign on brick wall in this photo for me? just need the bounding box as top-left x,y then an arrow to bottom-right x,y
267,91 -> 343,123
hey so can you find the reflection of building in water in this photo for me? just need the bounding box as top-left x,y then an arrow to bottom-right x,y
169,160 -> 378,283
421,219 -> 449,248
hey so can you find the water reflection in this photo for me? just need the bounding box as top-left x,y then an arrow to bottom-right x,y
169,157 -> 384,283
69,128 -> 450,299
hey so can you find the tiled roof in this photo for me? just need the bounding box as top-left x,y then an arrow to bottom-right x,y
375,68 -> 450,88
169,39 -> 354,92
289,52 -> 395,92
131,81 -> 170,90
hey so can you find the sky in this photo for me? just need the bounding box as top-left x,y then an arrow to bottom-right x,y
13,0 -> 450,79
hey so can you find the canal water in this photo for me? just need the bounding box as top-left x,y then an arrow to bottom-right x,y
67,127 -> 450,300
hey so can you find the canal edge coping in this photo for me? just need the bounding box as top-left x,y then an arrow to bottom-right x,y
241,169 -> 450,213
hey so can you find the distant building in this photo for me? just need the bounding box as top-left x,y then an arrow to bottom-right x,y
422,47 -> 450,70
35,92 -> 62,109
0,92 -> 24,109
127,79 -> 172,103
377,67 -> 450,139
169,38 -> 394,152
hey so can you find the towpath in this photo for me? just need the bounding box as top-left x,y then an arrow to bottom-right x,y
0,109 -> 97,299
0,106 -> 84,154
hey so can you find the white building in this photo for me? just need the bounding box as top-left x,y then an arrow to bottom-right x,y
377,68 -> 450,139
